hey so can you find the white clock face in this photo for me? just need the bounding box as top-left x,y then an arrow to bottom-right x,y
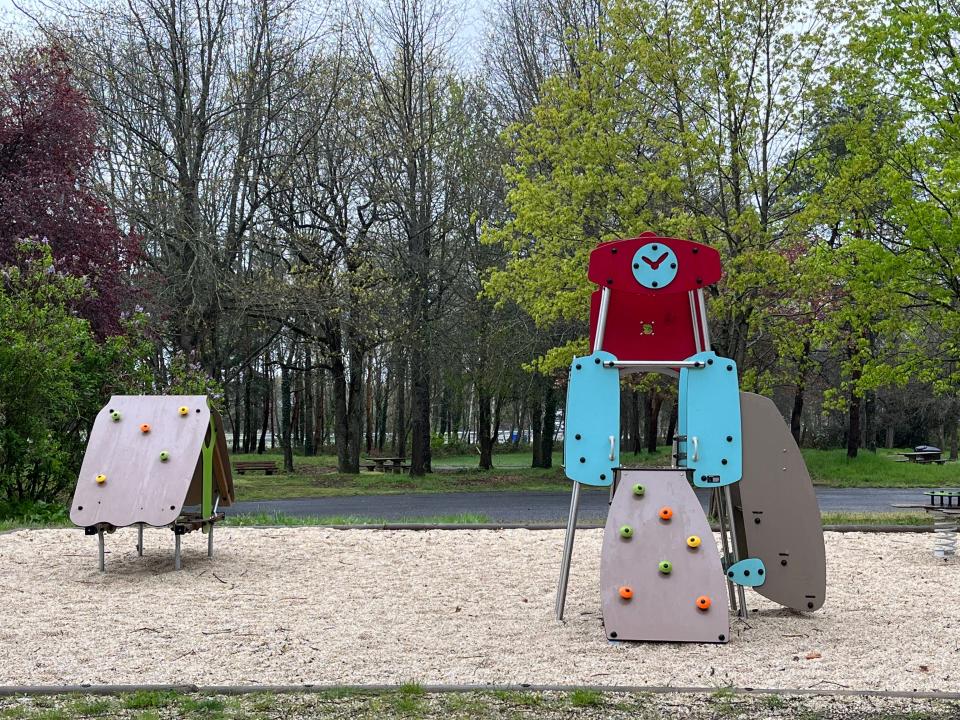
631,242 -> 678,289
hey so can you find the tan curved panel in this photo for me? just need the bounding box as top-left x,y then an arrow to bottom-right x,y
601,469 -> 729,643
731,392 -> 826,612
69,396 -> 211,528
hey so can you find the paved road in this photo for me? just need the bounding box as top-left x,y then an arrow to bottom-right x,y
229,487 -> 942,523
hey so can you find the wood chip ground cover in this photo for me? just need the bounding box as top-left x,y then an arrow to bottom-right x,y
1,529 -> 958,693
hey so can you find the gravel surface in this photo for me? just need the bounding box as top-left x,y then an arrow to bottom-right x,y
1,528 -> 958,691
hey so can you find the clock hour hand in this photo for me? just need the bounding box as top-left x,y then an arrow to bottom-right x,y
642,252 -> 670,270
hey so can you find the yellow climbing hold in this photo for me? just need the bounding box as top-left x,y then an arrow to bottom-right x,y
95,474 -> 107,485
178,406 -> 189,416
686,535 -> 702,548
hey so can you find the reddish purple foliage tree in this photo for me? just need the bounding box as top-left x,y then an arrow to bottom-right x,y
0,46 -> 139,336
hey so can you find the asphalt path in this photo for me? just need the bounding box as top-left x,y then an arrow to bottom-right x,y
229,487 -> 943,523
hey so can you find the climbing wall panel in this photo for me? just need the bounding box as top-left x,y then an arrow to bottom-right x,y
730,392 -> 826,612
70,396 -> 213,528
600,468 -> 730,643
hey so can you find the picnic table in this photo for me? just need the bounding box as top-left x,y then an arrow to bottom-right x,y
897,451 -> 946,464
891,489 -> 959,558
362,456 -> 408,474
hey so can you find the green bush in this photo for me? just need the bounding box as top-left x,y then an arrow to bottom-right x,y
0,241 -> 148,503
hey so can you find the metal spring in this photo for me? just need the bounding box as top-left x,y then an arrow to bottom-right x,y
933,513 -> 958,558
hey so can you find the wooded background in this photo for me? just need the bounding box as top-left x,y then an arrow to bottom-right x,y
1,0 -> 958,501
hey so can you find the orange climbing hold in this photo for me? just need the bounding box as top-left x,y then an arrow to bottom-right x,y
618,586 -> 634,600
696,595 -> 711,610
658,506 -> 673,521
140,423 -> 151,433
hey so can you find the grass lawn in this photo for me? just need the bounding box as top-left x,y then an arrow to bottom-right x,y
0,688 -> 955,719
230,446 -> 958,500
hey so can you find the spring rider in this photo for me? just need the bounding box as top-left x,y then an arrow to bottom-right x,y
555,232 -> 826,643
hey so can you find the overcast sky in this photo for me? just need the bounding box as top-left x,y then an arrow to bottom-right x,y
0,0 -> 490,67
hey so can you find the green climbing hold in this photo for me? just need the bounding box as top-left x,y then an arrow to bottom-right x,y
619,525 -> 634,539
658,560 -> 673,574
110,411 -> 121,422
632,484 -> 645,496
159,451 -> 170,462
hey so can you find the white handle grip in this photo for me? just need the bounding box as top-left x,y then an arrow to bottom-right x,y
691,436 -> 699,462
609,435 -> 615,461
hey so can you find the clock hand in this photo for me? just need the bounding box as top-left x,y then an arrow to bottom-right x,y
647,252 -> 670,270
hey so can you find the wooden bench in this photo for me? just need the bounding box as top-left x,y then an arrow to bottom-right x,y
233,460 -> 278,475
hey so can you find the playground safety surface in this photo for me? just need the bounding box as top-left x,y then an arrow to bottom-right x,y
1,529 -> 957,692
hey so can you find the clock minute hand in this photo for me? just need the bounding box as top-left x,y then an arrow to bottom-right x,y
645,252 -> 670,270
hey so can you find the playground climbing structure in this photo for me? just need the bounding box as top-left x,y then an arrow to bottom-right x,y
556,233 -> 826,643
70,395 -> 235,571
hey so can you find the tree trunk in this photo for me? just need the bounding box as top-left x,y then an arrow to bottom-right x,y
645,391 -> 662,453
665,397 -> 678,449
531,382 -> 544,468
864,390 -> 876,453
304,347 -> 315,456
280,363 -> 294,472
409,345 -> 431,475
477,385 -> 493,470
243,367 -> 253,453
540,379 -> 556,469
846,390 -> 861,459
257,355 -> 269,454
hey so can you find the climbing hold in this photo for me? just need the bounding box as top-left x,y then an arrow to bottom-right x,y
696,595 -> 712,611
658,560 -> 672,574
110,411 -> 121,422
658,506 -> 673,521
619,525 -> 634,539
140,423 -> 151,434
686,535 -> 701,548
159,451 -> 170,462
632,484 -> 645,496
618,586 -> 633,600
95,474 -> 107,485
178,406 -> 189,416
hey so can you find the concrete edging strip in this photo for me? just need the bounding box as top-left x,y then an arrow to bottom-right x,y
0,683 -> 958,700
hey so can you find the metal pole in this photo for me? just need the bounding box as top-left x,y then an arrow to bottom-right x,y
97,528 -> 105,573
689,292 -> 702,353
603,360 -> 704,369
724,485 -> 747,618
697,289 -> 711,350
555,481 -> 582,621
714,489 -> 737,616
137,524 -> 143,557
174,533 -> 181,571
594,287 -> 611,351
208,523 -> 214,559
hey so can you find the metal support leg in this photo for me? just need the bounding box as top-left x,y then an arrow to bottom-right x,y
97,528 -> 105,573
207,523 -> 214,559
174,532 -> 182,571
724,485 -> 748,618
715,489 -> 737,615
137,524 -> 144,557
555,481 -> 582,621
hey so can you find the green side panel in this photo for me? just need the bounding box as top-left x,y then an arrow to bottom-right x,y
202,416 -> 215,526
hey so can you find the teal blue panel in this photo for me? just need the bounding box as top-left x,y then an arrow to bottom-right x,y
725,558 -> 767,587
564,351 -> 620,487
679,351 -> 742,488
